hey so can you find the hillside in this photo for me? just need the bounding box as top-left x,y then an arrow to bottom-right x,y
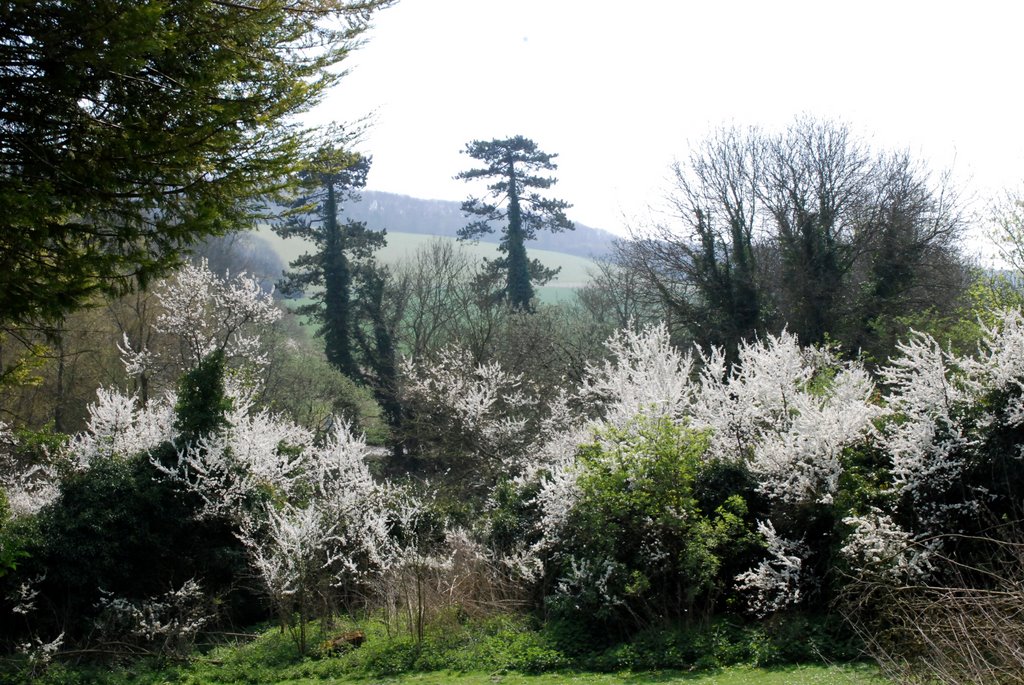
344,190 -> 618,259
254,226 -> 595,305
249,189 -> 609,306
257,226 -> 593,284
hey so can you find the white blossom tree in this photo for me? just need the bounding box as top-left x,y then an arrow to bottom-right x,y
400,345 -> 540,490
691,331 -> 884,505
579,323 -> 696,427
0,421 -> 59,519
236,501 -> 343,654
529,324 -> 698,556
878,331 -> 973,524
872,311 -> 1024,535
119,259 -> 282,397
155,396 -> 311,519
208,415 -> 401,653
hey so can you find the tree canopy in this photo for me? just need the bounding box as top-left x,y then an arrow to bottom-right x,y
456,136 -> 574,310
0,0 -> 392,327
622,118 -> 967,359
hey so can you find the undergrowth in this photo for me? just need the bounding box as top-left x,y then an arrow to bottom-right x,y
1,612 -> 866,684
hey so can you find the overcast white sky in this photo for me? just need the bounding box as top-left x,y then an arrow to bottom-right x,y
311,0 -> 1024,237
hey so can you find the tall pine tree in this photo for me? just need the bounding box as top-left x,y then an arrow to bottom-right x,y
275,144 -> 386,380
456,136 -> 574,311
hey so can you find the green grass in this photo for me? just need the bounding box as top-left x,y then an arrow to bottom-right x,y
310,664 -> 885,683
22,662 -> 883,685
11,615 -> 884,685
256,227 -> 597,289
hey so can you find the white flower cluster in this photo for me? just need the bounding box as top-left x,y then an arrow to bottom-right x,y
237,502 -> 342,600
70,388 -> 176,468
519,325 -> 886,612
531,327 -> 881,562
401,346 -> 537,463
119,259 -> 281,377
692,332 -> 883,505
94,579 -> 209,654
445,314 -> 1024,614
231,419 -> 400,603
303,423 -> 399,578
9,573 -> 44,615
0,422 -> 59,518
157,393 -> 310,519
876,311 -> 1024,531
17,632 -> 64,668
841,509 -> 935,582
971,309 -> 1024,417
734,520 -> 807,617
580,323 -> 695,428
879,332 -> 972,508
555,556 -> 624,608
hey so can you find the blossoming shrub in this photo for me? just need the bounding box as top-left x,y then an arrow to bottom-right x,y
21,354 -> 251,642
832,311 -> 1024,591
839,311 -> 1024,682
93,579 -> 211,659
521,325 -> 884,622
399,346 -> 541,499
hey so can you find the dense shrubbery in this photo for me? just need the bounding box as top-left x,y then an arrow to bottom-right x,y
3,259 -> 1024,684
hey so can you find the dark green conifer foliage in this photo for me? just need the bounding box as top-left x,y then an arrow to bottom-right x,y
0,0 -> 392,327
173,349 -> 231,449
275,147 -> 385,380
456,136 -> 574,311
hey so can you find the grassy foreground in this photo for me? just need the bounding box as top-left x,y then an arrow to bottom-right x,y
32,663 -> 883,685
23,661 -> 883,685
289,665 -> 884,683
9,615 -> 885,685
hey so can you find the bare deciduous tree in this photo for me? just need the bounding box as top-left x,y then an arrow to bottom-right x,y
620,118 -> 968,358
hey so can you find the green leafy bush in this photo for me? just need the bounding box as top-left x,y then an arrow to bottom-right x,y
547,418 -> 760,632
578,616 -> 860,672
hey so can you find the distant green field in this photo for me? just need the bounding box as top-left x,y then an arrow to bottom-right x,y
255,226 -> 595,292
